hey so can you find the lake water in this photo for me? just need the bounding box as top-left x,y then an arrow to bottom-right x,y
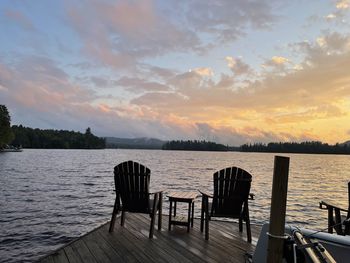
0,149 -> 349,262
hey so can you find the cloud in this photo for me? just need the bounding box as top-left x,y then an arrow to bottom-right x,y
64,0 -> 277,70
0,55 -> 96,125
261,56 -> 290,71
115,77 -> 170,93
65,0 -> 200,69
324,0 -> 350,22
127,31 -> 350,143
3,33 -> 349,145
226,56 -> 252,75
179,1 -> 277,43
194,122 -> 307,145
140,65 -> 178,81
314,32 -> 350,52
90,76 -> 108,88
336,0 -> 350,9
2,1 -> 350,145
190,67 -> 213,77
0,54 -> 200,140
5,9 -> 35,31
271,56 -> 289,65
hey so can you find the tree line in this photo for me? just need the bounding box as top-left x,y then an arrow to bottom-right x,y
240,141 -> 350,154
11,125 -> 105,149
162,140 -> 228,151
0,105 -> 14,148
0,104 -> 105,149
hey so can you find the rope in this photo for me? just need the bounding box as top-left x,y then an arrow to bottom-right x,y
266,232 -> 290,239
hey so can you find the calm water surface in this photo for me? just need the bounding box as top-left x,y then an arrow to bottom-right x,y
0,149 -> 349,262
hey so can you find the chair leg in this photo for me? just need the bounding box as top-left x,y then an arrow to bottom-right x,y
109,197 -> 119,232
121,210 -> 126,226
334,208 -> 343,235
246,218 -> 252,243
149,211 -> 156,238
244,201 -> 252,243
205,198 -> 209,240
200,196 -> 204,232
149,194 -> 159,238
168,199 -> 173,231
158,193 -> 163,230
327,207 -> 334,234
239,216 -> 243,232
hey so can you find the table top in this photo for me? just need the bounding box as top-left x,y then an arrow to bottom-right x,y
167,191 -> 199,201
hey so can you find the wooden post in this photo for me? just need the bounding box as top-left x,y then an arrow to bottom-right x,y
266,156 -> 290,263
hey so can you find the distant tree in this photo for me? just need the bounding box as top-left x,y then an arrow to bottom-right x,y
11,125 -> 105,149
162,140 -> 228,151
0,105 -> 14,148
239,141 -> 350,155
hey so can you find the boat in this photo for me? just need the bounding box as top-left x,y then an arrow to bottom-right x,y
251,223 -> 350,262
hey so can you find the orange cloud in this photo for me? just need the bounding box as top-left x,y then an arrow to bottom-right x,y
190,67 -> 213,77
336,0 -> 349,9
271,56 -> 289,64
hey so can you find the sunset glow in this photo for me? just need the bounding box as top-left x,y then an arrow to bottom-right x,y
1,0 -> 350,145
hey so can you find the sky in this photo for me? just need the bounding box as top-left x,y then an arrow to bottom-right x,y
1,0 -> 350,145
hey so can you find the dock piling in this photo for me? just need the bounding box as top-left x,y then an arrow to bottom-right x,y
266,156 -> 290,263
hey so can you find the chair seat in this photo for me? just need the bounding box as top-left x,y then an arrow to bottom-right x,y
122,198 -> 157,214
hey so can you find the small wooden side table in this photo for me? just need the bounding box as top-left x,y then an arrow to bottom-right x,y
167,192 -> 198,232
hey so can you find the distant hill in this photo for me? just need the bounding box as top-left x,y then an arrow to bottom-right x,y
105,137 -> 165,149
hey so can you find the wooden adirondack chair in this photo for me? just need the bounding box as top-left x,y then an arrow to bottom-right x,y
109,161 -> 163,238
200,166 -> 254,242
319,181 -> 350,235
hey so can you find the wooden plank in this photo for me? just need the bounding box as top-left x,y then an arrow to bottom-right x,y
120,219 -> 182,263
100,224 -> 142,262
134,213 -> 236,263
40,256 -> 55,263
132,213 -> 207,263
94,230 -> 132,262
51,248 -> 70,263
201,219 -> 254,254
82,231 -> 113,263
40,214 -> 260,263
185,219 -> 250,263
71,239 -> 97,263
63,245 -> 83,263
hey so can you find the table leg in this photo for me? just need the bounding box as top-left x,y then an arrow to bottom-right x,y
174,201 -> 177,217
168,200 -> 172,231
187,202 -> 191,232
191,202 -> 194,227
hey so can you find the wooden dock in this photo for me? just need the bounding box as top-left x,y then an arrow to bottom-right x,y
39,214 -> 262,263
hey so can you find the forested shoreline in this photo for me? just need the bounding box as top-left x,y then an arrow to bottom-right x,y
162,140 -> 228,151
2,105 -> 350,153
11,125 -> 105,149
240,141 -> 350,154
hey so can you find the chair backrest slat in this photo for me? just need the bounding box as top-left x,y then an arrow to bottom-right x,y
114,161 -> 151,213
211,166 -> 252,217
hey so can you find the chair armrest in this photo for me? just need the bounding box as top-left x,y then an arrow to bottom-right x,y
198,190 -> 213,198
319,200 -> 348,212
149,190 -> 163,195
249,193 -> 255,200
